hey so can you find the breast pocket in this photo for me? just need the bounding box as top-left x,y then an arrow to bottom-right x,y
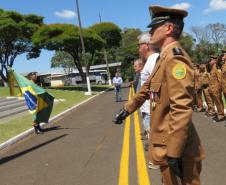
150,82 -> 162,104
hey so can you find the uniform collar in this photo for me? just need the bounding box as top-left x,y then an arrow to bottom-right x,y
160,41 -> 181,58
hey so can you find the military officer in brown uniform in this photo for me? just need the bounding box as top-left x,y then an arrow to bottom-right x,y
220,49 -> 226,101
208,55 -> 225,122
114,5 -> 205,185
194,64 -> 204,112
199,63 -> 215,116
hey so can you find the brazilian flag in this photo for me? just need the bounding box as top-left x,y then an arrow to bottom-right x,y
9,69 -> 54,123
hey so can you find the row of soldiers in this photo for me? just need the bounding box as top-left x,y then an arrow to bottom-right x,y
194,49 -> 226,122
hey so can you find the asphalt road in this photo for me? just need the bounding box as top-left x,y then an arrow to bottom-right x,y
0,87 -> 226,185
0,97 -> 27,122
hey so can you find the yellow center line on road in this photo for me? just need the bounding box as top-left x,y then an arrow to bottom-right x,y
118,87 -> 151,185
131,87 -> 151,185
134,110 -> 151,185
118,88 -> 132,185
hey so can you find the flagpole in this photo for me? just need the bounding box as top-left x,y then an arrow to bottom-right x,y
75,0 -> 92,95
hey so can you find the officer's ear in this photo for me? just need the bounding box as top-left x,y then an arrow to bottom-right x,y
164,22 -> 174,36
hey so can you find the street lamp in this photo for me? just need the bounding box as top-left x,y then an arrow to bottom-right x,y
75,0 -> 92,95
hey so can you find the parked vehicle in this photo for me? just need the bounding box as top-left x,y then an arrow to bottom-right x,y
95,72 -> 108,85
66,70 -> 108,85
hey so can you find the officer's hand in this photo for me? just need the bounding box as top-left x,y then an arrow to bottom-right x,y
113,108 -> 129,124
167,156 -> 183,178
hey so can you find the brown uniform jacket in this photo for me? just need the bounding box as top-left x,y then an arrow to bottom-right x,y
125,41 -> 205,165
194,69 -> 201,90
209,64 -> 222,93
221,62 -> 226,93
200,71 -> 210,88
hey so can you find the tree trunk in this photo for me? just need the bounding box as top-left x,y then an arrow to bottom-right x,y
71,54 -> 86,84
0,71 -> 7,84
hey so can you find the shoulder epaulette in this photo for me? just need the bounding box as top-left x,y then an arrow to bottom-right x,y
172,47 -> 184,56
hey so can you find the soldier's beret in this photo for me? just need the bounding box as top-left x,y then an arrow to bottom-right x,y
147,5 -> 188,28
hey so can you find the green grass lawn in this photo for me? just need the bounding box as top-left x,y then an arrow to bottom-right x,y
0,85 -> 110,143
0,87 -> 21,97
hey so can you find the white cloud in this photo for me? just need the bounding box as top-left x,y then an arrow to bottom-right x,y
204,0 -> 226,13
171,2 -> 191,10
54,10 -> 77,19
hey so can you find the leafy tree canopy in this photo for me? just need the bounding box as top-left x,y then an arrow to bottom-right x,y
179,32 -> 195,56
33,24 -> 105,82
33,24 -> 105,58
0,9 -> 43,82
90,22 -> 121,49
51,51 -> 74,74
119,28 -> 142,80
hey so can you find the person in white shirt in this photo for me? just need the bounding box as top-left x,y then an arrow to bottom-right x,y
137,32 -> 159,169
112,72 -> 123,102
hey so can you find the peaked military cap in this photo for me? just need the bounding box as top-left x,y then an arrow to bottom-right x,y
147,5 -> 188,28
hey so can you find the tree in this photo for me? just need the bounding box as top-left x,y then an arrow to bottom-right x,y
0,9 -> 43,83
90,22 -> 121,83
179,32 -> 195,56
32,24 -> 105,83
207,23 -> 226,45
90,22 -> 121,49
51,51 -> 74,74
192,42 -> 220,64
191,23 -> 226,45
190,23 -> 226,63
119,28 -> 142,80
191,26 -> 210,43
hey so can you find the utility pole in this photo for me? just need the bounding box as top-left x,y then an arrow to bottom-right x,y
76,0 -> 92,95
99,13 -> 112,86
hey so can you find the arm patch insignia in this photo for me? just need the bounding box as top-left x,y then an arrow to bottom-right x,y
172,64 -> 186,79
172,48 -> 184,56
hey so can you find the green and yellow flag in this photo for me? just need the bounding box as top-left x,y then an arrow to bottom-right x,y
10,69 -> 54,123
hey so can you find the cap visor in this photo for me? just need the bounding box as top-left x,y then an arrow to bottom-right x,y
147,19 -> 166,28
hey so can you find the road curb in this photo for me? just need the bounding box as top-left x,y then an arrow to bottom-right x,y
0,90 -> 108,151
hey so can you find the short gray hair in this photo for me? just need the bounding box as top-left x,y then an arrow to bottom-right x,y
137,32 -> 159,52
137,32 -> 151,44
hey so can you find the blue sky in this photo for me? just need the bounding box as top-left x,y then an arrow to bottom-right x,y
0,0 -> 226,73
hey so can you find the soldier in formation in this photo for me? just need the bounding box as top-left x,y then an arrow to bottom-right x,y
207,55 -> 225,122
194,64 -> 205,112
220,49 -> 226,101
199,62 -> 216,117
193,52 -> 226,123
